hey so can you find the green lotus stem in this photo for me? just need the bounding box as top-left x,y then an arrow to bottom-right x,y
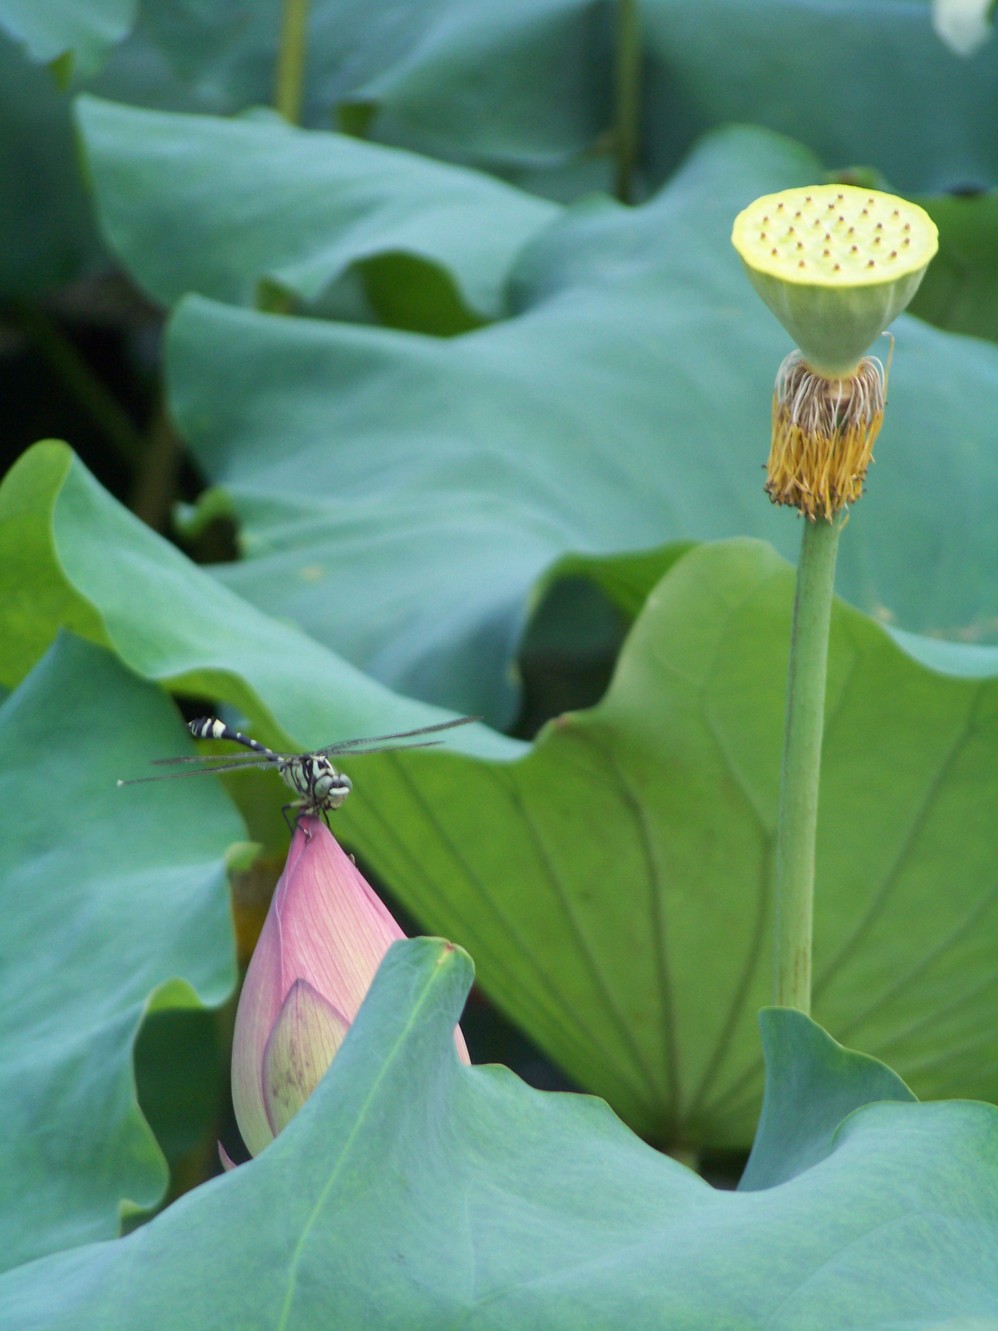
731,184 -> 938,1012
613,0 -> 641,204
773,514 -> 842,1011
275,0 -> 309,124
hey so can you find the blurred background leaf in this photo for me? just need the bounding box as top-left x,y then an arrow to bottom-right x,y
910,189 -> 998,341
75,97 -> 558,324
156,126 -> 998,725
0,0 -> 137,78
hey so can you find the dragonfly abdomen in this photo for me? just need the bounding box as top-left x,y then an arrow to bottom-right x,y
188,717 -> 275,761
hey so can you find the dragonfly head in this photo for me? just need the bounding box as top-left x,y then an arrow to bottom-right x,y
311,758 -> 352,811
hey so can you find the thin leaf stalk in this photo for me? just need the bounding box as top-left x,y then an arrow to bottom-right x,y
613,0 -> 640,203
275,0 -> 310,125
773,513 -> 843,1012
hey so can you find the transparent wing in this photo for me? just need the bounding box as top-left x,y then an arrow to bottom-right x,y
332,739 -> 443,756
117,757 -> 276,786
149,750 -> 283,767
316,714 -> 479,756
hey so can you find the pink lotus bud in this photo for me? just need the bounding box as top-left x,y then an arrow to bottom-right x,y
231,815 -> 469,1156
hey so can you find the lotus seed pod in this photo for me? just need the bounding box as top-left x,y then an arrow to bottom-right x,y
731,185 -> 938,377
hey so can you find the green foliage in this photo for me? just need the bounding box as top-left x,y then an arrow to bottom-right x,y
4,448 -> 998,1153
739,1009 -> 915,1191
0,635 -> 237,1273
911,190 -> 998,342
2,0 -> 998,1323
0,440 -> 518,752
3,942 -> 998,1328
157,138 -> 997,720
0,0 -> 136,78
343,540 -> 998,1143
75,96 -> 557,321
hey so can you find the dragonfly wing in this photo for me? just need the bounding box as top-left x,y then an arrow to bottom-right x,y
318,714 -> 479,756
118,758 -> 276,785
150,750 -> 283,767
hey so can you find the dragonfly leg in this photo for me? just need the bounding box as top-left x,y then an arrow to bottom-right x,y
281,801 -> 334,835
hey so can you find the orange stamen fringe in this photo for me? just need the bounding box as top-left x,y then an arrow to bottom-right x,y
766,352 -> 888,521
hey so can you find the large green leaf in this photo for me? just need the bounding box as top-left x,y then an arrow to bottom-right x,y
0,441 -> 515,760
76,96 -> 557,320
0,633 -> 237,1273
1,940 -> 997,1327
340,538 -> 998,1144
3,444 -> 996,1147
164,126 -> 998,721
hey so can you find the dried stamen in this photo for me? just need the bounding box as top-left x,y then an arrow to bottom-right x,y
766,352 -> 889,520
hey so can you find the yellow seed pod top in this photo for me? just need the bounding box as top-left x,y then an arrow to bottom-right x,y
732,185 -> 938,377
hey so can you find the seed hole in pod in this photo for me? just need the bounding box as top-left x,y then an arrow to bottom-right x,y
889,250 -> 897,259
771,248 -> 778,256
796,241 -> 803,250
873,236 -> 881,246
903,222 -> 911,232
902,237 -> 910,247
861,208 -> 868,217
823,248 -> 830,257
798,259 -> 806,268
805,195 -> 812,203
875,222 -> 883,230
867,259 -> 875,267
892,208 -> 899,216
834,263 -> 841,270
850,244 -> 859,253
776,201 -> 785,211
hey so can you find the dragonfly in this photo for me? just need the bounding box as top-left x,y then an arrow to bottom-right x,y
118,714 -> 478,828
